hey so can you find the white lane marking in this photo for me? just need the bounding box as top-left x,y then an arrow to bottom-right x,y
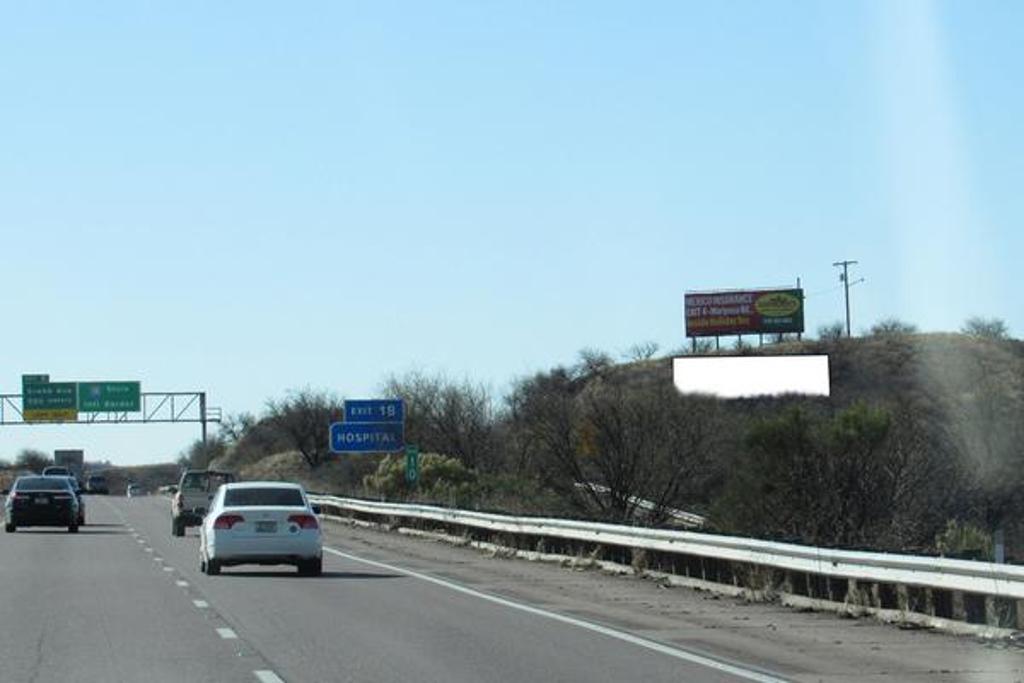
163,567 -> 174,572
154,557 -> 163,562
254,671 -> 285,683
144,547 -> 153,553
323,546 -> 786,683
193,600 -> 209,609
216,627 -> 238,640
176,580 -> 189,587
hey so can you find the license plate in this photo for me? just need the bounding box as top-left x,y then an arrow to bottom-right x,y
34,497 -> 48,505
255,521 -> 277,533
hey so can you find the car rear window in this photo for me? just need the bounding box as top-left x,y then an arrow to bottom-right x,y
182,472 -> 234,491
15,477 -> 71,492
223,488 -> 305,507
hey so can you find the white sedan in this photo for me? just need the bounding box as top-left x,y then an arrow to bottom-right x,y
199,482 -> 323,576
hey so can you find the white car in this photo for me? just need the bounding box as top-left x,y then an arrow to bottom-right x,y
199,482 -> 323,576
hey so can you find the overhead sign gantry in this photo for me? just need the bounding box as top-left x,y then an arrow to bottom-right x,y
1,374 -> 221,443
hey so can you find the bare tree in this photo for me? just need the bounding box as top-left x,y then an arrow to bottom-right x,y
817,321 -> 846,341
219,412 -> 256,445
870,318 -> 918,336
265,388 -> 343,469
576,347 -> 614,378
15,448 -> 50,472
625,341 -> 660,362
380,372 -> 498,471
577,380 -> 718,523
961,316 -> 1009,341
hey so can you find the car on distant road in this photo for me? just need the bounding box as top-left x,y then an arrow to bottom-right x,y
41,466 -> 71,478
43,474 -> 86,526
172,469 -> 236,536
126,484 -> 142,498
86,475 -> 109,495
199,482 -> 322,576
4,476 -> 80,533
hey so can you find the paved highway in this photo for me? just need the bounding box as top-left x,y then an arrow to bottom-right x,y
0,495 -> 1020,683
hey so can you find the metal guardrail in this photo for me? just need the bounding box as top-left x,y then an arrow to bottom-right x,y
309,494 -> 1024,632
573,482 -> 706,529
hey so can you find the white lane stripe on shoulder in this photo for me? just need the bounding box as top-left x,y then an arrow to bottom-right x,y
322,546 -> 787,683
254,671 -> 285,683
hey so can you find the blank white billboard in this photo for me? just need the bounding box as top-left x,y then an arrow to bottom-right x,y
673,355 -> 830,399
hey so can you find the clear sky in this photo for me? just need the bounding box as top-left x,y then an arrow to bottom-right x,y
1,2 -> 1020,465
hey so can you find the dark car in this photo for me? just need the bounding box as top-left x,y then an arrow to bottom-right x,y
4,476 -> 80,533
86,475 -> 109,495
44,475 -> 86,526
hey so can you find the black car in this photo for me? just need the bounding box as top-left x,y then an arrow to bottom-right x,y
43,475 -> 86,526
4,476 -> 80,533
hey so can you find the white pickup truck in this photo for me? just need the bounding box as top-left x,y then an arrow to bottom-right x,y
171,469 -> 236,536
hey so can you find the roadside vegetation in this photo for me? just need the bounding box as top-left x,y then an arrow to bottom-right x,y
177,317 -> 1021,561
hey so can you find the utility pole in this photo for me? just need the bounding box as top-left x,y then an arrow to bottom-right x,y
832,260 -> 859,337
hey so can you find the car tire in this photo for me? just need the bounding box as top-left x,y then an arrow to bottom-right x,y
68,524 -> 79,533
206,558 -> 221,576
4,523 -> 14,533
299,558 -> 323,577
172,518 -> 184,537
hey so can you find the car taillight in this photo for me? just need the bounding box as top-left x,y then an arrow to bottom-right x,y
213,514 -> 244,530
288,514 -> 319,530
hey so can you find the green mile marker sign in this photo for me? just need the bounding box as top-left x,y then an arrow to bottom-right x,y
405,444 -> 419,485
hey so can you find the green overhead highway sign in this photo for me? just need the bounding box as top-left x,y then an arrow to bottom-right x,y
78,382 -> 141,412
22,380 -> 77,422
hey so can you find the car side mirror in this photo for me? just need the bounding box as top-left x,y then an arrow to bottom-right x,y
311,504 -> 322,515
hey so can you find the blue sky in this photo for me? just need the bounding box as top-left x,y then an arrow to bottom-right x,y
1,1 -> 1020,464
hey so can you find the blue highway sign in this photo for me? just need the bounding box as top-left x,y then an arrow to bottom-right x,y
330,422 -> 405,453
344,399 -> 404,424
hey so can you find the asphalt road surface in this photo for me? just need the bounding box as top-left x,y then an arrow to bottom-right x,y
0,495 -> 1020,683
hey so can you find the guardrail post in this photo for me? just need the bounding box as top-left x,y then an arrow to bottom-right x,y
924,588 -> 936,617
985,597 -> 998,627
952,591 -> 966,621
896,584 -> 909,613
866,582 -> 879,608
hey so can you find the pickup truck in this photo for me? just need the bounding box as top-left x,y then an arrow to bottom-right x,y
171,470 -> 236,536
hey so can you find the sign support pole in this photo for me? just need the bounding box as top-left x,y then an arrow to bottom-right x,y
200,391 -> 208,445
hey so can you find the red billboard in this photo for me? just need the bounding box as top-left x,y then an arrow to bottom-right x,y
684,288 -> 804,337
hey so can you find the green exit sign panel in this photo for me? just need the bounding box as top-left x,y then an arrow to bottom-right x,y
78,382 -> 141,412
23,382 -> 77,410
